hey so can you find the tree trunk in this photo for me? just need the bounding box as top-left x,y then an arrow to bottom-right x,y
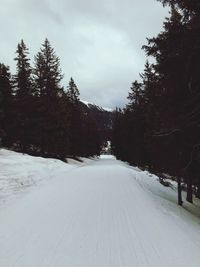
186,178 -> 193,203
196,183 -> 200,199
177,176 -> 183,206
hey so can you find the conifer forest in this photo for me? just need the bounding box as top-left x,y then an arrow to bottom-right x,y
112,0 -> 200,205
0,39 -> 101,159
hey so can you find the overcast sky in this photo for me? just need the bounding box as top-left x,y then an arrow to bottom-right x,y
0,0 -> 168,108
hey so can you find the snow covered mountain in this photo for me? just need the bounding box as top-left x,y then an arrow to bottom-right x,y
80,100 -> 114,142
81,100 -> 113,113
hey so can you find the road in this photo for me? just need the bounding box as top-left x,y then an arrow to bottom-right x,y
0,155 -> 200,267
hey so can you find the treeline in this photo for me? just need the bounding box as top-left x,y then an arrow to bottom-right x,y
0,39 -> 101,159
112,0 -> 200,205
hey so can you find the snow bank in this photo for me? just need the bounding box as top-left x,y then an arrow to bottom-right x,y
130,167 -> 200,245
0,149 -> 88,206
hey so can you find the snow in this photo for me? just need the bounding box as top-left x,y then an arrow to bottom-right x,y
0,150 -> 200,266
81,100 -> 113,112
102,107 -> 113,112
0,149 -> 76,206
81,100 -> 94,106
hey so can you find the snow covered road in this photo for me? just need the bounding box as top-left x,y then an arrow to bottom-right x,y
0,154 -> 200,267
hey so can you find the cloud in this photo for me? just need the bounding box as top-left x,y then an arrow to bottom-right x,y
0,0 -> 168,108
20,0 -> 63,24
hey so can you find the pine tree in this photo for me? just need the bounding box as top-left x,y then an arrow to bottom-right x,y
142,0 -> 200,204
0,63 -> 13,146
15,40 -> 33,97
127,80 -> 143,110
66,78 -> 82,156
142,6 -> 188,204
112,2 -> 200,204
66,78 -> 80,103
34,38 -> 63,97
14,40 -> 33,152
82,113 -> 101,157
111,109 -> 126,160
33,38 -> 66,157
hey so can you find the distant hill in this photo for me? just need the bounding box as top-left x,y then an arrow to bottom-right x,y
80,101 -> 114,143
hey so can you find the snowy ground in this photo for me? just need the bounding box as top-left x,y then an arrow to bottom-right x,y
0,150 -> 200,267
0,149 -> 75,206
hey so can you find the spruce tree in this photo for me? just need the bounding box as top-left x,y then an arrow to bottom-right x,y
34,38 -> 63,97
66,78 -> 80,103
140,7 -> 188,204
143,3 -> 200,203
33,38 -> 66,157
0,64 -> 13,146
82,113 -> 101,157
14,40 -> 33,152
66,78 -> 82,156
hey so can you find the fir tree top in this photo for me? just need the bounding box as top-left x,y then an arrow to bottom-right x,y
66,78 -> 80,103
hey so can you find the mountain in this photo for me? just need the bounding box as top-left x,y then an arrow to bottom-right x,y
81,100 -> 113,113
80,100 -> 114,143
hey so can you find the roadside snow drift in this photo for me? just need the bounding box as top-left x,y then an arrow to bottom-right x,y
0,149 -> 76,206
0,150 -> 200,267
